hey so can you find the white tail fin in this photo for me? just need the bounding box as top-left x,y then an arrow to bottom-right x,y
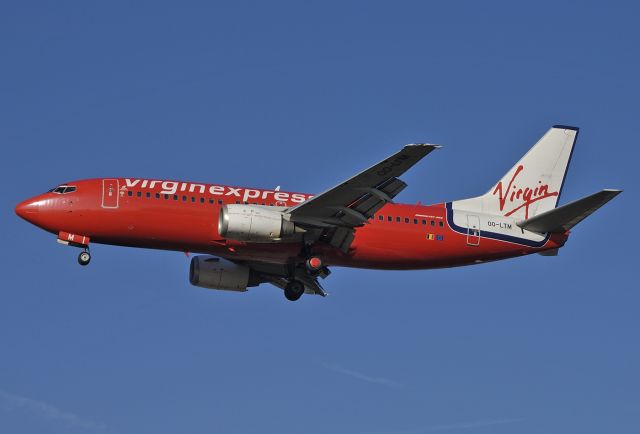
454,125 -> 578,219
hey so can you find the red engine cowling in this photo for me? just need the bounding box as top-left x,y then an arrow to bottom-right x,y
189,256 -> 253,292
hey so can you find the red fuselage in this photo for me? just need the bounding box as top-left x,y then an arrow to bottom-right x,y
15,178 -> 567,269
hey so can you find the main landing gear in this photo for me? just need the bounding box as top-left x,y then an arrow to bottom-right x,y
77,249 -> 91,266
282,255 -> 327,302
284,280 -> 305,301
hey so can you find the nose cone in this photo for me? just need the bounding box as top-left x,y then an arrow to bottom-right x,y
15,198 -> 40,221
16,194 -> 67,234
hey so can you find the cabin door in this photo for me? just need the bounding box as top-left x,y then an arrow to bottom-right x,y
466,214 -> 480,246
102,179 -> 119,208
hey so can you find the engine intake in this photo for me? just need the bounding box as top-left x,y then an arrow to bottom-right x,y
189,255 -> 256,292
218,204 -> 297,242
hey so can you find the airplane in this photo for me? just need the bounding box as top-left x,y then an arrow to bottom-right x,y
15,125 -> 621,301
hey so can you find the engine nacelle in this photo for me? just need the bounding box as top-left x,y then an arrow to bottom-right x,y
218,204 -> 297,242
189,255 -> 252,292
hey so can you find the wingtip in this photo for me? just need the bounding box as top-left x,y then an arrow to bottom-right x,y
407,143 -> 442,149
553,124 -> 580,131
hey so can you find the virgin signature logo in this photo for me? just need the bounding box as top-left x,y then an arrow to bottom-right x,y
492,165 -> 558,219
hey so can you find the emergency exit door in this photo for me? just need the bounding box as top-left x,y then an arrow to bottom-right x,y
102,179 -> 119,208
466,214 -> 480,246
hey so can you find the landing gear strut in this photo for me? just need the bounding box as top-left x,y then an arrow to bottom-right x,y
78,249 -> 91,266
284,280 -> 305,301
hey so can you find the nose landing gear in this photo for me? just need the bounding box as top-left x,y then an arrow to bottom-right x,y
57,231 -> 93,266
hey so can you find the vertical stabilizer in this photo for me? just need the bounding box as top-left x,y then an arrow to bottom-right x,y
454,126 -> 578,219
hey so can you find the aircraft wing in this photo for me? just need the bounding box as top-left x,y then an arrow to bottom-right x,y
286,143 -> 440,251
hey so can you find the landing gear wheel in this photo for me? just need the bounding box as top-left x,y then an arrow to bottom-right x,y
78,251 -> 91,266
284,280 -> 305,301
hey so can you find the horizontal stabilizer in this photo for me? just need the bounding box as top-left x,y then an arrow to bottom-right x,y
517,189 -> 621,233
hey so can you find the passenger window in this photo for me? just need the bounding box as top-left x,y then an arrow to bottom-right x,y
164,194 -> 169,199
128,191 -> 133,197
137,191 -> 142,197
378,215 -> 384,221
173,195 -> 178,200
413,218 -> 418,224
404,218 -> 409,223
422,220 -> 426,225
387,216 -> 392,222
218,200 -> 223,205
146,192 -> 151,198
431,220 -> 435,226
182,195 -> 187,201
396,217 -> 401,223
209,199 -> 214,204
191,197 -> 195,202
439,221 -> 444,227
200,197 -> 205,203
155,193 -> 160,199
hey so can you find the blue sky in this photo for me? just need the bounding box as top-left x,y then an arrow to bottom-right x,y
1,1 -> 638,433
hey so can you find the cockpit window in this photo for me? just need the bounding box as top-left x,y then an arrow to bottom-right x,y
48,185 -> 77,194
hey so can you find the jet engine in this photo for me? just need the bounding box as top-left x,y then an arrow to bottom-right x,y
218,204 -> 299,242
189,256 -> 258,292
